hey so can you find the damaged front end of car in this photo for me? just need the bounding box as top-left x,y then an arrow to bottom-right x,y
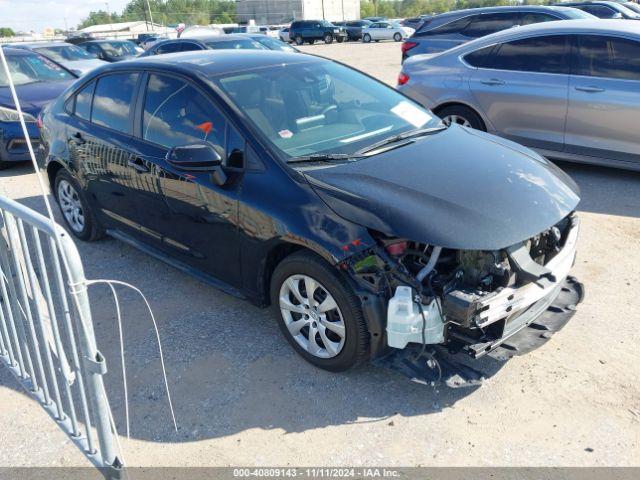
340,212 -> 583,387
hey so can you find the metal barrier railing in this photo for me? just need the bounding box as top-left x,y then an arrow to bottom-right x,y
0,195 -> 122,479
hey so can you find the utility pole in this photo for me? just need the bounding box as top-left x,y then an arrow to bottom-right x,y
144,0 -> 154,31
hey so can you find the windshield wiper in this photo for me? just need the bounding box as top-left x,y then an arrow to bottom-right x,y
287,153 -> 363,164
355,125 -> 447,156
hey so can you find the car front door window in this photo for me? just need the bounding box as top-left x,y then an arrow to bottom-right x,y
142,74 -> 226,149
576,35 -> 640,80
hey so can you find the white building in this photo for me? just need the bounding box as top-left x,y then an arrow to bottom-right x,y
236,0 -> 361,25
79,21 -> 176,39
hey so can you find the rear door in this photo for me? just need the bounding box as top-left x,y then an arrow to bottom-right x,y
565,34 -> 640,165
125,72 -> 243,286
469,34 -> 570,152
65,72 -> 142,234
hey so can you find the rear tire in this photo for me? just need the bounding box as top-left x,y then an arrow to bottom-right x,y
363,33 -> 371,43
336,36 -> 344,43
294,35 -> 303,45
324,33 -> 333,44
270,251 -> 369,372
54,169 -> 104,241
437,105 -> 485,131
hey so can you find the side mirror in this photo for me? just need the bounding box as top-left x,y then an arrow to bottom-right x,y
166,143 -> 227,185
611,12 -> 623,19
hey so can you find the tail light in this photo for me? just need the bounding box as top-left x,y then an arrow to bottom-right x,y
397,72 -> 410,86
36,112 -> 43,129
401,41 -> 418,55
386,241 -> 408,256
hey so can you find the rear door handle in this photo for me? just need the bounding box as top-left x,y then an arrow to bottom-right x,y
127,156 -> 149,173
575,86 -> 605,93
480,78 -> 505,86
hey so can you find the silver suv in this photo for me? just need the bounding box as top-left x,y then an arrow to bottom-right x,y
398,20 -> 640,171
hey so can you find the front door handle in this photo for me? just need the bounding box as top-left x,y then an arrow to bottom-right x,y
480,78 -> 505,86
575,86 -> 605,93
127,156 -> 149,173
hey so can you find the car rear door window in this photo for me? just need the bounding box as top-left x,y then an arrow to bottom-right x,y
416,16 -> 472,37
576,35 -> 640,80
519,12 -> 560,25
142,73 -> 226,149
91,73 -> 139,133
156,42 -> 182,54
463,13 -> 518,38
487,35 -> 568,74
180,42 -> 202,52
74,81 -> 95,121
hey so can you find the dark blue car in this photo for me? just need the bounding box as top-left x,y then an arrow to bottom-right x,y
0,48 -> 76,169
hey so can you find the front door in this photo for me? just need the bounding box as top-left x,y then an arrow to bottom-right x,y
469,34 -> 570,152
127,72 -> 243,287
565,34 -> 640,165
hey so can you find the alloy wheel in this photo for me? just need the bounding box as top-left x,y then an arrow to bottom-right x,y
279,274 -> 346,359
57,179 -> 85,233
442,114 -> 472,128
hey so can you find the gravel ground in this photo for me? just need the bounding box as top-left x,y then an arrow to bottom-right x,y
0,40 -> 639,469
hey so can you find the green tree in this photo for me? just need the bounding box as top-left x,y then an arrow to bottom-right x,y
0,27 -> 15,38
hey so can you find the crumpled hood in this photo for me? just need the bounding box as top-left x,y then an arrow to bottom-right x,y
303,125 -> 580,250
0,80 -> 74,117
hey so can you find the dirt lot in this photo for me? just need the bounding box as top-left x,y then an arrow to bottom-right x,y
0,41 -> 639,469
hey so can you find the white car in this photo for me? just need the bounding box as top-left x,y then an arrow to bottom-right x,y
10,42 -> 107,75
361,21 -> 414,43
279,27 -> 291,43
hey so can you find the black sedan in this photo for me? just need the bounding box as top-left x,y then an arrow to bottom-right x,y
40,51 -> 583,375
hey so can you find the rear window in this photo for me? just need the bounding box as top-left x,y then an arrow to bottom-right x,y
462,12 -> 518,38
205,39 -> 267,50
91,73 -> 139,133
463,45 -> 495,68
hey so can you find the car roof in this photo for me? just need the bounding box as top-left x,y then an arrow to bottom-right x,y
10,41 -> 71,49
1,47 -> 39,56
94,49 -> 322,77
431,4 -> 585,20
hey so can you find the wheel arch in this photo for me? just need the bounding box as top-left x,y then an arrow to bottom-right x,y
46,159 -> 66,193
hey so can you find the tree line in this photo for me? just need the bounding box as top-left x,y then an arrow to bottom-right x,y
76,0 -> 555,29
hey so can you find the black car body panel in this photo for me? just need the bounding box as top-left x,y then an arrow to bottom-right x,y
303,125 -> 580,251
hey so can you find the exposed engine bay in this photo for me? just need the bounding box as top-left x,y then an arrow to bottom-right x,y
343,212 -> 580,359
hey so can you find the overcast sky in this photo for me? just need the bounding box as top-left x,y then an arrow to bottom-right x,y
0,0 -> 130,32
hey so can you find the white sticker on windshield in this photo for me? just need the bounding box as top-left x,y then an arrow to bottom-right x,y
391,101 -> 432,128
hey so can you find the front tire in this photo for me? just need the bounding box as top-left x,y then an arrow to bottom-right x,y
54,169 -> 104,241
336,36 -> 344,43
363,33 -> 371,43
271,251 -> 369,372
393,32 -> 402,42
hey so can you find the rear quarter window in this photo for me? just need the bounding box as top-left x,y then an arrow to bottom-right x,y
463,45 -> 495,68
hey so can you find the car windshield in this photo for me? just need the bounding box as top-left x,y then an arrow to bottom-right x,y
97,41 -> 139,57
215,61 -> 441,160
205,39 -> 268,50
33,45 -> 94,62
254,36 -> 296,51
0,53 -> 74,86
